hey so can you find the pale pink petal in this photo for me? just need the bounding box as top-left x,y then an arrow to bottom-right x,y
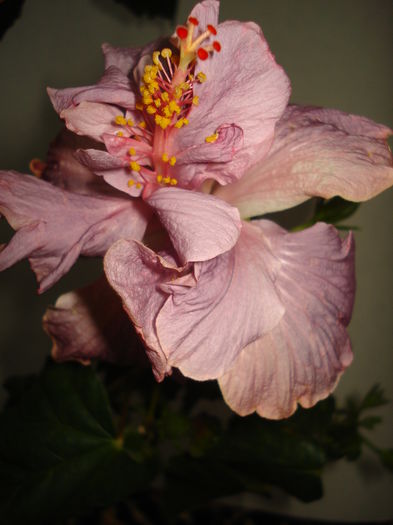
219,220 -> 355,419
188,0 -> 219,27
215,105 -> 393,217
156,221 -> 285,380
61,102 -> 123,142
47,66 -> 135,113
104,240 -> 185,380
0,171 -> 150,292
75,149 -> 144,197
146,187 -> 242,263
43,276 -> 148,366
102,38 -> 166,76
175,20 -> 290,185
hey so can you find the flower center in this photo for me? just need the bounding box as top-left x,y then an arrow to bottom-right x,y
111,16 -> 221,196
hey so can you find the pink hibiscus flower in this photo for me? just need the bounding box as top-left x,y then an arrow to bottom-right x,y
1,1 -> 393,418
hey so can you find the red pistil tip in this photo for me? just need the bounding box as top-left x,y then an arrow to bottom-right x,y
188,16 -> 199,25
213,41 -> 221,52
176,26 -> 188,39
207,24 -> 217,35
197,47 -> 209,60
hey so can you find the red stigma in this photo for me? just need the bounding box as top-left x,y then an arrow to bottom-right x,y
176,26 -> 188,39
207,24 -> 217,35
197,47 -> 209,60
188,16 -> 199,25
213,41 -> 221,52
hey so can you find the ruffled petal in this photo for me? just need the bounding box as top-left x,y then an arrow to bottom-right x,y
215,105 -> 393,218
104,240 -> 185,380
218,220 -> 355,419
175,20 -> 290,185
47,66 -> 135,113
156,221 -> 285,380
146,187 -> 242,262
0,171 -> 150,292
43,276 -> 148,366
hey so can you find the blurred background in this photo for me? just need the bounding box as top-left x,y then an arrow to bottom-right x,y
0,0 -> 392,521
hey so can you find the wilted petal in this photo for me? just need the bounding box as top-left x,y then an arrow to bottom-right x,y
215,105 -> 393,217
175,19 -> 290,185
104,240 -> 185,380
219,220 -> 355,419
43,276 -> 148,366
0,171 -> 150,292
147,187 -> 242,262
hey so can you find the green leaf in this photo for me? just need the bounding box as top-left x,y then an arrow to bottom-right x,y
0,361 -> 154,525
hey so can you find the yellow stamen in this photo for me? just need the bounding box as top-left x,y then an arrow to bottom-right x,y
174,87 -> 182,100
130,161 -> 141,172
116,131 -> 124,137
128,147 -> 136,156
135,103 -> 143,110
169,156 -> 176,166
205,132 -> 218,143
162,92 -> 169,102
127,118 -> 134,126
163,176 -> 171,184
115,115 -> 127,126
128,179 -> 135,187
146,105 -> 157,114
197,71 -> 207,83
138,121 -> 147,129
153,51 -> 161,65
161,48 -> 172,59
154,99 -> 161,108
162,153 -> 169,162
169,100 -> 181,114
136,183 -> 142,189
175,119 -> 184,129
192,96 -> 199,106
156,174 -> 163,183
183,118 -> 189,126
170,178 -> 178,185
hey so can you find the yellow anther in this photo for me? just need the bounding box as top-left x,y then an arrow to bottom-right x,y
174,87 -> 182,100
136,103 -> 143,110
127,179 -> 135,187
183,118 -> 189,126
163,176 -> 171,184
169,156 -> 176,166
130,161 -> 141,172
180,82 -> 189,90
116,131 -> 124,137
148,82 -> 159,94
136,182 -> 142,189
154,98 -> 161,108
197,72 -> 207,83
127,118 -> 134,126
192,96 -> 199,106
115,115 -> 127,126
143,96 -> 153,105
152,51 -> 161,65
175,119 -> 184,129
143,73 -> 153,84
161,48 -> 172,59
170,178 -> 178,185
156,174 -> 163,183
146,105 -> 157,114
139,121 -> 147,129
162,153 -> 169,162
128,147 -> 136,156
162,92 -> 169,102
169,100 -> 180,114
160,117 -> 171,129
163,106 -> 172,118
205,132 -> 219,143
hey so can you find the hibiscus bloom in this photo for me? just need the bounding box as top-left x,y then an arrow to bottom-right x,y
1,1 -> 393,418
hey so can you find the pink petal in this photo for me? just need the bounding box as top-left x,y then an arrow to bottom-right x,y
47,66 -> 135,113
61,101 -> 123,142
43,276 -> 148,366
104,240 -> 184,380
175,20 -> 290,184
102,38 -> 166,76
0,171 -> 150,292
146,187 -> 242,263
219,220 -> 355,419
156,221 -> 285,380
215,105 -> 393,218
188,0 -> 219,28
